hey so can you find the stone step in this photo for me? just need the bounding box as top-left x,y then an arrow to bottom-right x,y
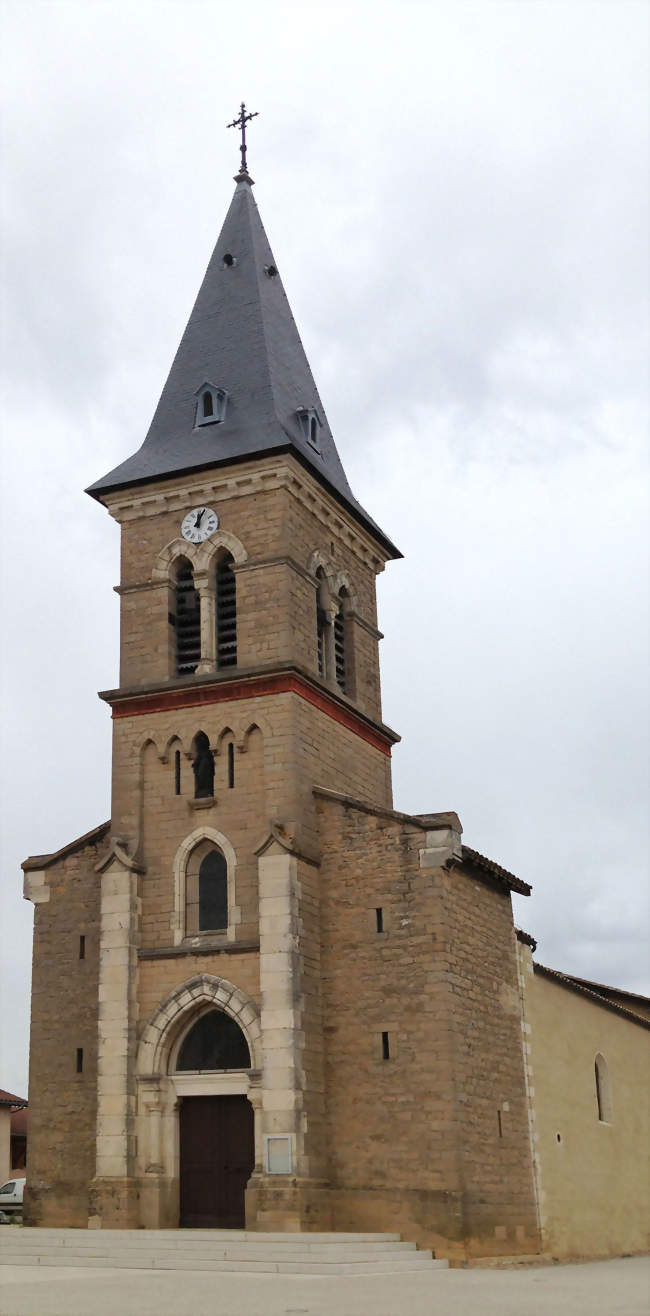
0,1252 -> 449,1274
0,1227 -> 449,1274
2,1233 -> 414,1254
3,1228 -> 404,1242
0,1245 -> 420,1261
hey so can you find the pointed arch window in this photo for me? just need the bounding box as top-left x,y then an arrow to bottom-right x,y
185,841 -> 227,933
174,560 -> 201,675
176,1009 -> 250,1070
216,552 -> 237,668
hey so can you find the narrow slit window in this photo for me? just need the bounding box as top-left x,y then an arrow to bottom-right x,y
375,907 -> 384,933
497,1109 -> 503,1138
79,935 -> 85,960
381,1031 -> 390,1060
202,390 -> 214,418
174,749 -> 181,795
595,1053 -> 613,1123
76,1048 -> 84,1074
227,742 -> 235,788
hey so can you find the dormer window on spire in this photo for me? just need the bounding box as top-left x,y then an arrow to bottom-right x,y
297,407 -> 321,452
195,384 -> 228,428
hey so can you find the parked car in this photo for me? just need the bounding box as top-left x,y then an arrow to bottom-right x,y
0,1178 -> 25,1213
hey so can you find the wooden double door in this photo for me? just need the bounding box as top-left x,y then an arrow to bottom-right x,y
179,1095 -> 255,1228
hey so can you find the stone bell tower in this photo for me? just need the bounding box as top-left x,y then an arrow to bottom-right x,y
76,148 -> 401,1230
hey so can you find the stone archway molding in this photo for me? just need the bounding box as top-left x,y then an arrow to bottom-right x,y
137,972 -> 262,1077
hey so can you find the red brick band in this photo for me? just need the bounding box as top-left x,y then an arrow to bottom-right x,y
109,672 -> 393,756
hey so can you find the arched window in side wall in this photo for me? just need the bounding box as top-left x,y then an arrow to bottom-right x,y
595,1053 -> 613,1123
174,560 -> 201,675
216,552 -> 237,668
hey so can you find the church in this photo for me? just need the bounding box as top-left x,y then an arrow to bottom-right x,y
22,122 -> 648,1263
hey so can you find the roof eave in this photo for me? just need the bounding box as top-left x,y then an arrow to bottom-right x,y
86,443 -> 402,560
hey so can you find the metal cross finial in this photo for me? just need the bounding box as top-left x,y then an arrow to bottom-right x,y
227,101 -> 259,177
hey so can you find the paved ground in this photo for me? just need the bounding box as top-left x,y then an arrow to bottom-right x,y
0,1256 -> 648,1316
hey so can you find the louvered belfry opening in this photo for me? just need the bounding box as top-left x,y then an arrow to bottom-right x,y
316,568 -> 326,678
334,589 -> 348,692
175,560 -> 201,675
216,552 -> 237,669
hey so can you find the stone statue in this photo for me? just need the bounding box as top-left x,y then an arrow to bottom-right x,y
192,735 -> 214,799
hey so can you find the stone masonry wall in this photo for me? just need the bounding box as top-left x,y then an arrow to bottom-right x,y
24,833 -> 104,1227
316,794 -> 540,1261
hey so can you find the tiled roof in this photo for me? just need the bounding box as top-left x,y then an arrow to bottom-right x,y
533,962 -> 650,1030
0,1089 -> 27,1107
462,845 -> 531,896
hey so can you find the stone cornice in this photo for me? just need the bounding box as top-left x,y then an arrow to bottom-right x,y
98,454 -> 390,574
99,665 -> 400,757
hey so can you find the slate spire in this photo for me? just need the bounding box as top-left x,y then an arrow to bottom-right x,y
87,175 -> 399,557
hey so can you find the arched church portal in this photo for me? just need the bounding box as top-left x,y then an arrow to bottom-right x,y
136,976 -> 262,1230
176,1011 -> 254,1228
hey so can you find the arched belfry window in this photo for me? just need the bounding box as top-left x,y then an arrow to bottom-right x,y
176,1010 -> 250,1070
316,568 -> 328,679
216,552 -> 237,668
174,559 -> 201,675
334,587 -> 349,692
595,1053 -> 613,1123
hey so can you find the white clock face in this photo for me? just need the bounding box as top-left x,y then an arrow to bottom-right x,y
181,506 -> 219,544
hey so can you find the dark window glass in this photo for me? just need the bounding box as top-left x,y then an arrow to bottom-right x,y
227,741 -> 235,788
76,1047 -> 84,1073
176,1010 -> 251,1070
79,934 -> 86,959
198,849 -> 227,930
202,390 -> 214,418
381,1032 -> 390,1060
375,908 -> 383,933
174,749 -> 181,795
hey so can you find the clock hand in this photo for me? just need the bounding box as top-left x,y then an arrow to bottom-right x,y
195,508 -> 205,528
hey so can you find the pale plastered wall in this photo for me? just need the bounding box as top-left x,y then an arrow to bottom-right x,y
523,955 -> 650,1259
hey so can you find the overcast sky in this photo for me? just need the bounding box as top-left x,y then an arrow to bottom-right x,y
1,0 -> 648,1099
